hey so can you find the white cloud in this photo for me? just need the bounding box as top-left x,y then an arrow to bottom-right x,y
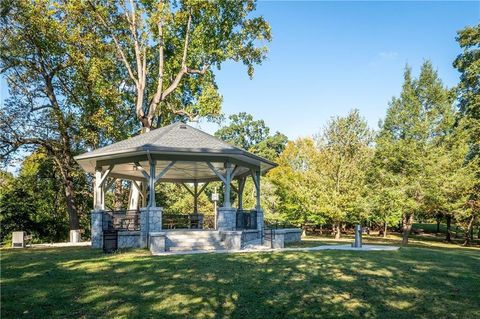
378,51 -> 399,61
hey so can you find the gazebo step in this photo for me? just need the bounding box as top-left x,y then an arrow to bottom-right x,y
163,230 -> 220,236
168,244 -> 225,252
165,230 -> 225,250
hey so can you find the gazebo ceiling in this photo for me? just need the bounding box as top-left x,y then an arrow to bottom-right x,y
74,122 -> 276,182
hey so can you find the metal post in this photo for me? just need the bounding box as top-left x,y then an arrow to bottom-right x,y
353,224 -> 362,248
212,187 -> 218,229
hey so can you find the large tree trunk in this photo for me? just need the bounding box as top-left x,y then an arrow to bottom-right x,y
402,212 -> 414,245
383,222 -> 388,238
436,213 -> 441,233
446,214 -> 452,242
463,216 -> 475,246
114,179 -> 123,211
62,170 -> 80,230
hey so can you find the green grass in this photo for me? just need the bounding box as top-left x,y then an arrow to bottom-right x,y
1,242 -> 479,318
287,232 -> 480,249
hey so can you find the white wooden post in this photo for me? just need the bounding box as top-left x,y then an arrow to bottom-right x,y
224,162 -> 232,208
193,181 -> 198,213
252,170 -> 261,210
94,167 -> 104,210
238,177 -> 246,210
148,161 -> 156,207
256,170 -> 261,210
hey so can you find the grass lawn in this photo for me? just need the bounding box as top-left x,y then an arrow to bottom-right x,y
1,240 -> 479,318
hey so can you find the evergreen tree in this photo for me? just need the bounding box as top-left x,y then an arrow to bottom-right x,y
453,24 -> 480,244
374,61 -> 459,245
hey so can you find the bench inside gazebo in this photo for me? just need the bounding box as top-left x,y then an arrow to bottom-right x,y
75,122 -> 280,253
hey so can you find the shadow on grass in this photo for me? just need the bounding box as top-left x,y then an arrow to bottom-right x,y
1,245 -> 479,318
289,233 -> 480,251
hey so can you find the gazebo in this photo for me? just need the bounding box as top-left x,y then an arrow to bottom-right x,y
75,122 -> 279,252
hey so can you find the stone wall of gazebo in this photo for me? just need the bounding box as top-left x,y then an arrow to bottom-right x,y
91,206 -> 265,252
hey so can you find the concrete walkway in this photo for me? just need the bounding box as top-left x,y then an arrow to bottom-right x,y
152,244 -> 400,256
31,241 -> 91,248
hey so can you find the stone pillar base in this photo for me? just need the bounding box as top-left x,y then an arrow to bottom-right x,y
217,207 -> 237,231
149,232 -> 166,254
140,207 -> 163,248
220,231 -> 242,250
256,209 -> 264,231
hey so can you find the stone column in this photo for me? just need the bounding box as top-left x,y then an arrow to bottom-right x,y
217,207 -> 237,231
91,210 -> 104,249
140,207 -> 163,248
256,208 -> 264,231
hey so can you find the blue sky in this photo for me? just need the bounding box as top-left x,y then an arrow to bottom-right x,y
1,1 -> 478,140
196,0 -> 480,138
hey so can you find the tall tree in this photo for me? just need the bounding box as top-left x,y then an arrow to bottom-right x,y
314,110 -> 373,239
453,24 -> 480,243
422,127 -> 478,244
86,0 -> 272,130
0,0 -> 132,230
374,62 -> 457,245
453,24 -> 480,136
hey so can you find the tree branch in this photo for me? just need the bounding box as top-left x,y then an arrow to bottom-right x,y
86,0 -> 139,88
181,9 -> 192,68
128,0 -> 144,84
147,7 -> 192,121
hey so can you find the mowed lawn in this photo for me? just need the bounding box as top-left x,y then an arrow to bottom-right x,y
1,242 -> 479,319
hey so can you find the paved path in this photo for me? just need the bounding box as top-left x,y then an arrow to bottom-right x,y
28,242 -> 399,254
31,241 -> 91,248
152,244 -> 400,256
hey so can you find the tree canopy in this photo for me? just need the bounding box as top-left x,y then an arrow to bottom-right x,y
215,112 -> 288,161
85,0 -> 272,130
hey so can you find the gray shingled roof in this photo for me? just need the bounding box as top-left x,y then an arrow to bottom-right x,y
74,122 -> 276,181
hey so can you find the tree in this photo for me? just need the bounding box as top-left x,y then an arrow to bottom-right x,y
422,127 -> 478,243
374,62 -> 457,245
215,112 -> 288,161
453,24 -> 480,244
85,0 -> 272,130
0,0 -> 132,231
314,110 -> 374,239
0,151 -> 92,243
453,24 -> 480,138
367,156 -> 404,238
269,138 -> 324,227
214,112 -> 288,224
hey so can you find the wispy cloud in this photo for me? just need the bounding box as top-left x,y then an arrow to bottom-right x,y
378,51 -> 399,61
369,51 -> 399,67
